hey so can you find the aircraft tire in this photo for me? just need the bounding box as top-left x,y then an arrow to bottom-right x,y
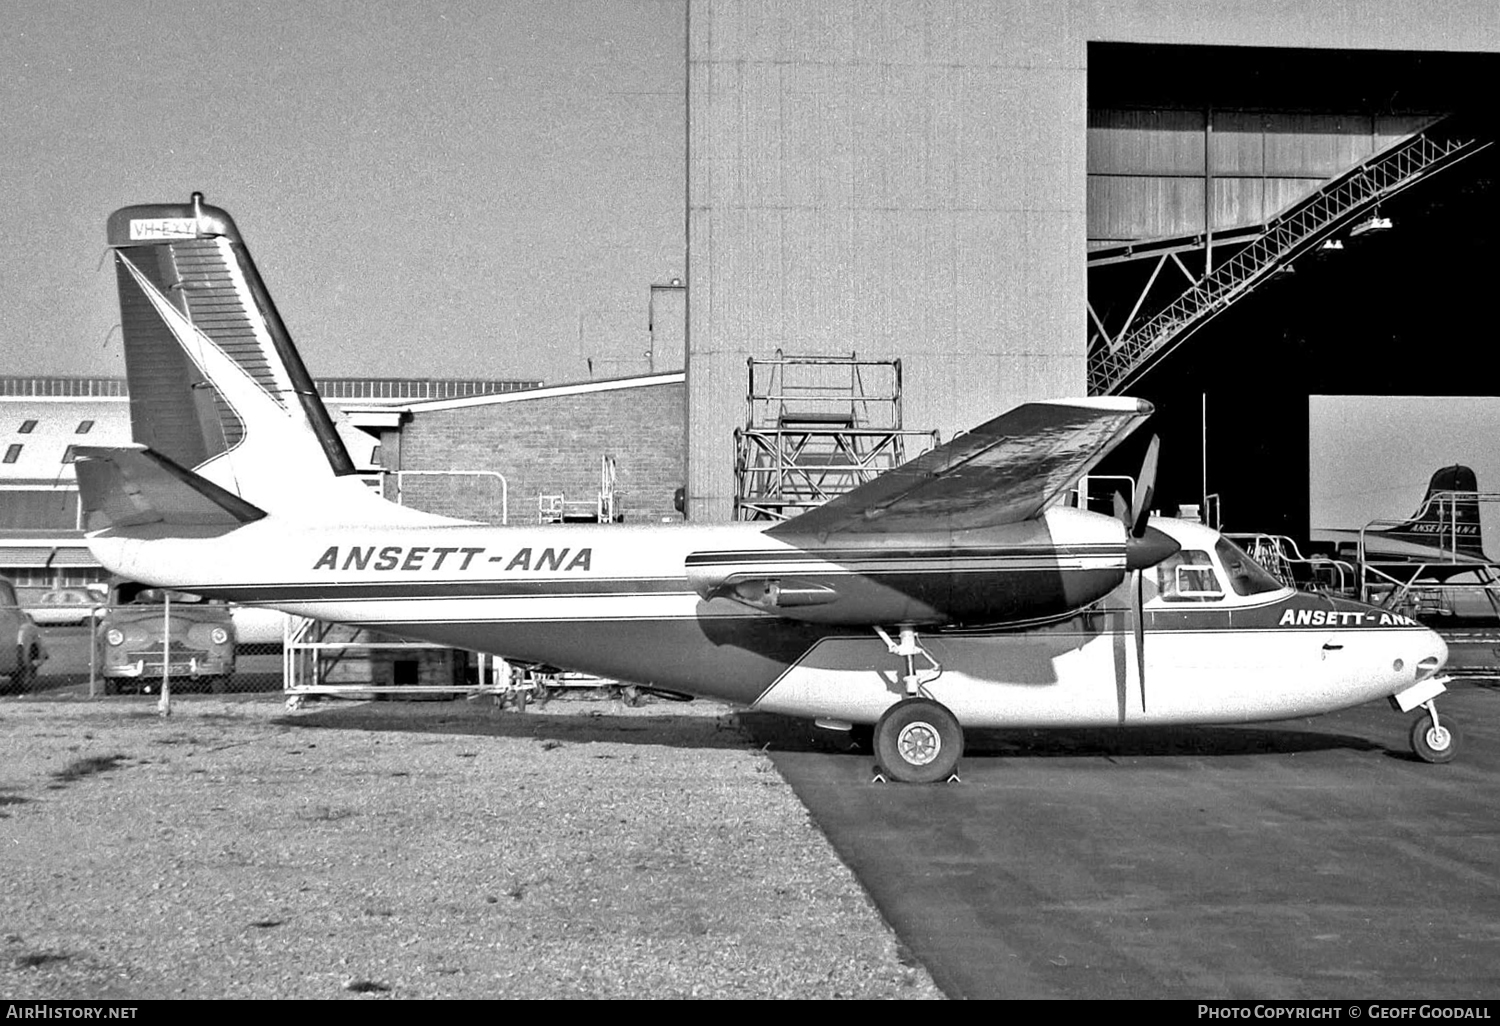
1410,712 -> 1459,764
874,698 -> 963,784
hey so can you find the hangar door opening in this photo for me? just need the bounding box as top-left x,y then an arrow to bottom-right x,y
1085,43 -> 1500,543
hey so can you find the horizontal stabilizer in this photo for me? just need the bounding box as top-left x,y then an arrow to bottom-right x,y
75,446 -> 267,531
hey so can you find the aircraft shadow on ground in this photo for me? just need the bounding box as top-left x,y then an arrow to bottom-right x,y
738,711 -> 1388,760
275,699 -> 751,751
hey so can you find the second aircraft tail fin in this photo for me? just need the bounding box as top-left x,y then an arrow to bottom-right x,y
1378,465 -> 1488,560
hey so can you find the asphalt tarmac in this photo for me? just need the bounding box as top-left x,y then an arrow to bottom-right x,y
744,682 -> 1500,1000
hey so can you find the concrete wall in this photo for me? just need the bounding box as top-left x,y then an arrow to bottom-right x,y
685,0 -> 1500,521
687,0 -> 1087,519
393,379 -> 686,525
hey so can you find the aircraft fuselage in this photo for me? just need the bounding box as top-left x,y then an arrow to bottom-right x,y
87,513 -> 1447,729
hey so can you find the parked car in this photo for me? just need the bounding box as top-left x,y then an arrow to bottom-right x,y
1,577 -> 48,694
26,587 -> 100,627
95,581 -> 235,694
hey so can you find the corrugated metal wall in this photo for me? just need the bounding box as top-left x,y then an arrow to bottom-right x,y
1088,111 -> 1435,245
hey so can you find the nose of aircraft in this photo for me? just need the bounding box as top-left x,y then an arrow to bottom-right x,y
1417,624 -> 1450,679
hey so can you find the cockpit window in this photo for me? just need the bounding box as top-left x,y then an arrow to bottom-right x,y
1156,549 -> 1222,602
1215,537 -> 1285,597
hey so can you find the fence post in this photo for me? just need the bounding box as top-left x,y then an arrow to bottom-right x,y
157,591 -> 171,717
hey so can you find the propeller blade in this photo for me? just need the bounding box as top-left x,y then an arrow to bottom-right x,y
1130,435 -> 1161,538
1134,568 -> 1147,711
1112,490 -> 1129,524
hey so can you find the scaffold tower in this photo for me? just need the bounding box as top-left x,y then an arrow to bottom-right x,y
733,351 -> 938,522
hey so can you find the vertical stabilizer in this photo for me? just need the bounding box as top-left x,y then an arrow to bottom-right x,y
107,194 -> 354,500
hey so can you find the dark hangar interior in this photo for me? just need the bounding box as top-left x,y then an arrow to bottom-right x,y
1086,43 -> 1500,540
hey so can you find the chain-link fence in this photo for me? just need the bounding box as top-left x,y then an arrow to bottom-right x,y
14,590 -> 621,706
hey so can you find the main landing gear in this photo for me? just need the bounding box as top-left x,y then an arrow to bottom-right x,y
1410,699 -> 1459,764
869,626 -> 962,784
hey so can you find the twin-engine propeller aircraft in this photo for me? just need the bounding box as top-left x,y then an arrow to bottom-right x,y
77,195 -> 1459,781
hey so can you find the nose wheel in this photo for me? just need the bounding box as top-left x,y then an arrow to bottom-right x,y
1410,700 -> 1459,764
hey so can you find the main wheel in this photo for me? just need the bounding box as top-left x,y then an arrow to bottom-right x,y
1410,712 -> 1459,764
873,698 -> 963,783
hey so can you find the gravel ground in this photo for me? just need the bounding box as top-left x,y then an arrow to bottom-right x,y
0,692 -> 941,1000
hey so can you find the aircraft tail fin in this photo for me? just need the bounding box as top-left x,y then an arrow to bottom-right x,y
1380,465 -> 1487,559
75,445 -> 267,531
106,195 -> 464,526
107,194 -> 355,508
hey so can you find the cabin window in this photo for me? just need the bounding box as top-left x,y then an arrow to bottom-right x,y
76,420 -> 94,434
1215,537 -> 1285,597
18,419 -> 37,434
3,444 -> 21,464
61,445 -> 76,464
1156,549 -> 1222,602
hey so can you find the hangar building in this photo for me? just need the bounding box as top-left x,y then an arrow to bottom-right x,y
683,0 -> 1500,541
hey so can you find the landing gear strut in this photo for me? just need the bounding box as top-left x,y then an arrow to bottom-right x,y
874,626 -> 941,695
1410,699 -> 1459,764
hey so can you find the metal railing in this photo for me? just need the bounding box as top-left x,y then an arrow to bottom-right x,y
389,469 -> 508,524
1224,533 -> 1355,594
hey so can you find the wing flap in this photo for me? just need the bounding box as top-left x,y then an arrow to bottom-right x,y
766,398 -> 1153,537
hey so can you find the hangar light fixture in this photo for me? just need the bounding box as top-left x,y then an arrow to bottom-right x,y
1319,239 -> 1344,252
1349,215 -> 1393,238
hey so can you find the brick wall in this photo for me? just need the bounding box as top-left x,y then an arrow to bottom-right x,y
393,380 -> 686,524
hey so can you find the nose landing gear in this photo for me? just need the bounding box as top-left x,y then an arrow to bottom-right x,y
1410,699 -> 1459,764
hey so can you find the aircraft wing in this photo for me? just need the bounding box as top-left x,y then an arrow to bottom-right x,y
766,397 -> 1153,538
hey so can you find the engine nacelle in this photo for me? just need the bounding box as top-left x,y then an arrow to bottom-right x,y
686,508 -> 1133,627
